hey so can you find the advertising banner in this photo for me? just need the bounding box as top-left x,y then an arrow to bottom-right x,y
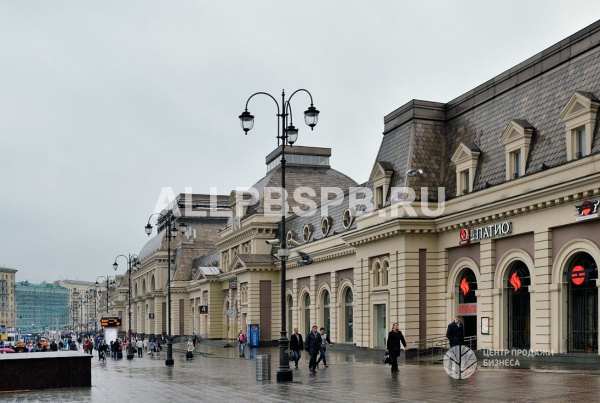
248,324 -> 259,347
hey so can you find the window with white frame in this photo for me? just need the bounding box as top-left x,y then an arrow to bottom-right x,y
501,120 -> 534,181
369,162 -> 393,209
560,91 -> 599,161
382,260 -> 389,286
372,261 -> 381,287
451,142 -> 480,196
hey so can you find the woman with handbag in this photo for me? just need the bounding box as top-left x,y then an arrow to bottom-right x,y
385,323 -> 407,374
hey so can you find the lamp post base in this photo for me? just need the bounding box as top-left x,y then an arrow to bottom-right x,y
165,336 -> 174,366
276,332 -> 293,382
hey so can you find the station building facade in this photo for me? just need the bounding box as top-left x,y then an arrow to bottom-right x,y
132,20 -> 600,354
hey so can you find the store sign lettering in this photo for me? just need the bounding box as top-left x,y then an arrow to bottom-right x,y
458,304 -> 477,315
459,222 -> 512,245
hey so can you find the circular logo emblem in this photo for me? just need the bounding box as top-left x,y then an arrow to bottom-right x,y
443,345 -> 477,379
459,228 -> 470,245
571,265 -> 586,285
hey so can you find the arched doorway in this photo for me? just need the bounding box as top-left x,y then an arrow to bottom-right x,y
458,269 -> 477,343
506,262 -> 531,349
566,252 -> 598,353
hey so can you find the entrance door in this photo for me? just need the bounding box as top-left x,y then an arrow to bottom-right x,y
375,304 -> 386,348
567,253 -> 598,353
458,269 -> 477,347
507,263 -> 531,349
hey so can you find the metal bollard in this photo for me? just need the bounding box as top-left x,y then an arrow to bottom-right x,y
255,354 -> 271,381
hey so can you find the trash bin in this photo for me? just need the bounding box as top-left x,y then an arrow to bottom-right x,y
255,354 -> 271,381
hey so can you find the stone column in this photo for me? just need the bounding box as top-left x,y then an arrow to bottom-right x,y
478,239 -> 495,350
534,229 -> 553,351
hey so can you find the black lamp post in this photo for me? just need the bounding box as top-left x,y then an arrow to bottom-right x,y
239,89 -> 320,382
113,254 -> 140,360
145,212 -> 187,366
86,288 -> 98,332
95,274 -> 116,316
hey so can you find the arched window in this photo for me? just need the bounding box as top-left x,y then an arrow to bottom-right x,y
372,261 -> 381,287
382,260 -> 389,286
286,295 -> 293,337
321,290 -> 330,332
303,293 -> 311,336
342,287 -> 353,342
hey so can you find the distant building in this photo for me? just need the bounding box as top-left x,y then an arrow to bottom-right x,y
54,279 -> 98,332
0,267 -> 17,333
15,281 -> 69,333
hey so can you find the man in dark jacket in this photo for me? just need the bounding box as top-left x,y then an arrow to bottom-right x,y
289,328 -> 304,369
304,325 -> 321,373
386,323 -> 407,373
446,315 -> 464,348
49,339 -> 58,351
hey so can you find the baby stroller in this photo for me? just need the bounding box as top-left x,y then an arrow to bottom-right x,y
186,350 -> 194,360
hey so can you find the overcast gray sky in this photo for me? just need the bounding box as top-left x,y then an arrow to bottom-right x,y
2,1 -> 599,283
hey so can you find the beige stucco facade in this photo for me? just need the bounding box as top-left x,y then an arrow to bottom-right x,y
124,20 -> 600,356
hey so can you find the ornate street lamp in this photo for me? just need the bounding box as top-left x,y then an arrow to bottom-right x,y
239,89 -> 319,382
145,212 -> 186,366
95,274 -> 116,316
113,254 -> 140,359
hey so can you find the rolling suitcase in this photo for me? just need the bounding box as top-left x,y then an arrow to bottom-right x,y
186,351 -> 193,360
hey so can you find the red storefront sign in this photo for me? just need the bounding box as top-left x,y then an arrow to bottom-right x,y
458,304 -> 477,315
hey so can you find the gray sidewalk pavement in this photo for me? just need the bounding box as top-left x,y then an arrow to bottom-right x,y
2,342 -> 600,402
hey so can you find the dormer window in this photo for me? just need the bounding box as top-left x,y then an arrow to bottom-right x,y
451,142 -> 481,196
501,120 -> 534,181
560,91 -> 599,161
370,161 -> 394,209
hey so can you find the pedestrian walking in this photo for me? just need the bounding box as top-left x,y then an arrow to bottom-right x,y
289,328 -> 303,369
237,331 -> 247,357
98,340 -> 108,362
316,327 -> 333,368
149,340 -> 156,357
305,325 -> 321,373
386,323 -> 407,374
446,315 -> 464,348
136,339 -> 144,357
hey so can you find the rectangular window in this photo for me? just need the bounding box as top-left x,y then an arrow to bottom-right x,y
514,151 -> 521,178
376,186 -> 384,208
577,128 -> 586,157
462,170 -> 470,194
